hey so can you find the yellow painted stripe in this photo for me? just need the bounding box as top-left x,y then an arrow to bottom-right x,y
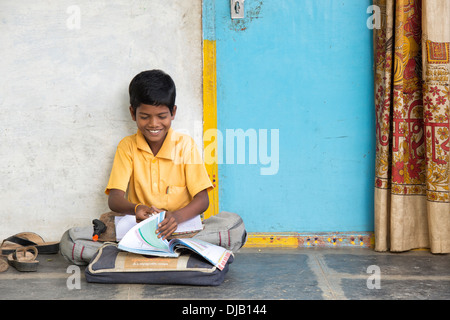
243,232 -> 375,248
245,233 -> 300,248
202,39 -> 219,219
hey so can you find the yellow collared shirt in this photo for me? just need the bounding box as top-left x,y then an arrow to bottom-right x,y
105,128 -> 213,211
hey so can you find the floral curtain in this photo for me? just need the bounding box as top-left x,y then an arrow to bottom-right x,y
374,0 -> 449,253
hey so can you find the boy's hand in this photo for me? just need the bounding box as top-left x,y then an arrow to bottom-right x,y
135,205 -> 162,223
156,211 -> 179,240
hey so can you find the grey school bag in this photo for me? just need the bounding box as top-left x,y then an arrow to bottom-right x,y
193,211 -> 247,253
60,226 -> 104,265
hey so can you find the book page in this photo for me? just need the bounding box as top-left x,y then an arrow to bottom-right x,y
170,238 -> 232,271
118,212 -> 177,257
115,215 -> 137,241
172,214 -> 203,235
115,212 -> 203,241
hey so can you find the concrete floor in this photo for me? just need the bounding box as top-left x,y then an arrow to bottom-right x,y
1,247 -> 449,300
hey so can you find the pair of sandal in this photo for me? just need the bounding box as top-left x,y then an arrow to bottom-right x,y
0,232 -> 59,272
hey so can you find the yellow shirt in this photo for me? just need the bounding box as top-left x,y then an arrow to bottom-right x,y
105,128 -> 213,211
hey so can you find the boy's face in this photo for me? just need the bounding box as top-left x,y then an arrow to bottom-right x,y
130,103 -> 177,151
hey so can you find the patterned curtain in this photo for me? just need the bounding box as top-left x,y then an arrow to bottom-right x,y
374,0 -> 449,253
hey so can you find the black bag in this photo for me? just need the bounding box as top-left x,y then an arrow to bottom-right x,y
85,243 -> 233,286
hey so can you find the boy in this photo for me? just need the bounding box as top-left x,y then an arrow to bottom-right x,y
60,70 -> 245,265
105,70 -> 213,240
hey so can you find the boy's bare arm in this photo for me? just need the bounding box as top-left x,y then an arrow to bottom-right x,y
108,189 -> 158,221
108,189 -> 135,214
156,189 -> 209,240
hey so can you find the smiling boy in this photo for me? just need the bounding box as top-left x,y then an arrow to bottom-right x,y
59,70 -> 245,266
105,70 -> 213,240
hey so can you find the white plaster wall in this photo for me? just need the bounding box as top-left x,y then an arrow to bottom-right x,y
0,0 -> 202,242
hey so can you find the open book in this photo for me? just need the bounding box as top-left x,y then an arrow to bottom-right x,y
117,212 -> 232,271
115,213 -> 204,241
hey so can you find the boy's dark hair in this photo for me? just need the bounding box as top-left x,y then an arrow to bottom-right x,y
129,70 -> 176,115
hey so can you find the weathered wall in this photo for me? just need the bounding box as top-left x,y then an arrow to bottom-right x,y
0,0 -> 202,241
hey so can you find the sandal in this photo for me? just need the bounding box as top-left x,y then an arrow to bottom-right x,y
0,256 -> 8,273
7,246 -> 39,272
1,232 -> 59,255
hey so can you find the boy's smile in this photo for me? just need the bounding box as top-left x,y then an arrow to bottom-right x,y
130,103 -> 177,155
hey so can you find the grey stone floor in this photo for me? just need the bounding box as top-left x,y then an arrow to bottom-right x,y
1,247 -> 449,300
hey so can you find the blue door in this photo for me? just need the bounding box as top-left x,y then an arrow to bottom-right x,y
208,0 -> 374,233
